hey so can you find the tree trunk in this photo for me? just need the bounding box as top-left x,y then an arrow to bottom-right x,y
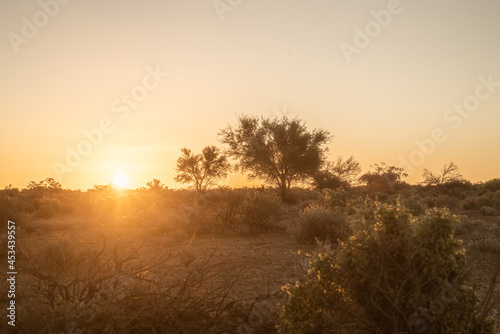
280,176 -> 289,202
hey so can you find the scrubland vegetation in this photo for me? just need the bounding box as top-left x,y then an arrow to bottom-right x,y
1,175 -> 499,333
1,116 -> 499,333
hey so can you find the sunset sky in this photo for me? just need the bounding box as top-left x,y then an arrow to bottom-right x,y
1,0 -> 499,190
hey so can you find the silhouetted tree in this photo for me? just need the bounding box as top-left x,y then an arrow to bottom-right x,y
146,179 -> 165,190
27,178 -> 62,191
313,156 -> 361,190
174,146 -> 230,192
422,162 -> 462,185
359,162 -> 408,193
219,114 -> 331,200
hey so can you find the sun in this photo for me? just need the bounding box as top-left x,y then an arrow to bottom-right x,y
112,173 -> 129,188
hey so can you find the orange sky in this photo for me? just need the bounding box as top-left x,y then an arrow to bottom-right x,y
1,0 -> 499,190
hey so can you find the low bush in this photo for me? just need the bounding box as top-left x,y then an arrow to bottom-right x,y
34,197 -> 61,219
400,196 -> 426,215
480,178 -> 500,192
288,188 -> 322,204
424,194 -> 460,210
294,205 -> 350,244
322,187 -> 348,209
461,193 -> 500,212
346,196 -> 377,224
461,196 -> 478,210
241,191 -> 283,231
480,206 -> 497,216
280,203 -> 496,333
477,193 -> 497,208
192,189 -> 282,235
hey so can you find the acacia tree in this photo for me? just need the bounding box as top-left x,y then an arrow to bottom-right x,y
422,161 -> 462,185
174,146 -> 230,192
219,114 -> 331,200
313,156 -> 361,190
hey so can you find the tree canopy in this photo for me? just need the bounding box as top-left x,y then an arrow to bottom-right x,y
219,114 -> 331,200
174,145 -> 230,192
313,155 -> 361,190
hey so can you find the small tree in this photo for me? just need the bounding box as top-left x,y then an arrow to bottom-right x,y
359,162 -> 408,193
313,156 -> 361,190
174,146 -> 230,192
146,179 -> 165,190
27,178 -> 62,191
219,114 -> 331,200
422,161 -> 462,185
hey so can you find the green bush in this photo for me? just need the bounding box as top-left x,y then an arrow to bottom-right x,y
322,187 -> 348,209
295,205 -> 350,244
280,203 -> 496,333
279,244 -> 350,334
346,196 -> 377,224
400,196 -> 426,215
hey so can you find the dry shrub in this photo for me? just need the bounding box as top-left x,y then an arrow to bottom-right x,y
480,179 -> 500,192
19,239 -> 250,333
34,197 -> 61,219
462,196 -> 479,210
288,188 -> 322,204
461,192 -> 500,212
322,187 -> 348,209
280,203 -> 497,333
294,205 -> 351,244
424,194 -> 460,209
400,195 -> 426,215
191,189 -> 283,235
39,234 -> 78,272
480,206 -> 498,216
23,218 -> 87,235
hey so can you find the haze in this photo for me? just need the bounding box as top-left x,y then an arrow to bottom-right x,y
1,0 -> 499,189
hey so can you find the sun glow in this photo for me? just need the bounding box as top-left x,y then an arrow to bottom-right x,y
112,173 -> 129,188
